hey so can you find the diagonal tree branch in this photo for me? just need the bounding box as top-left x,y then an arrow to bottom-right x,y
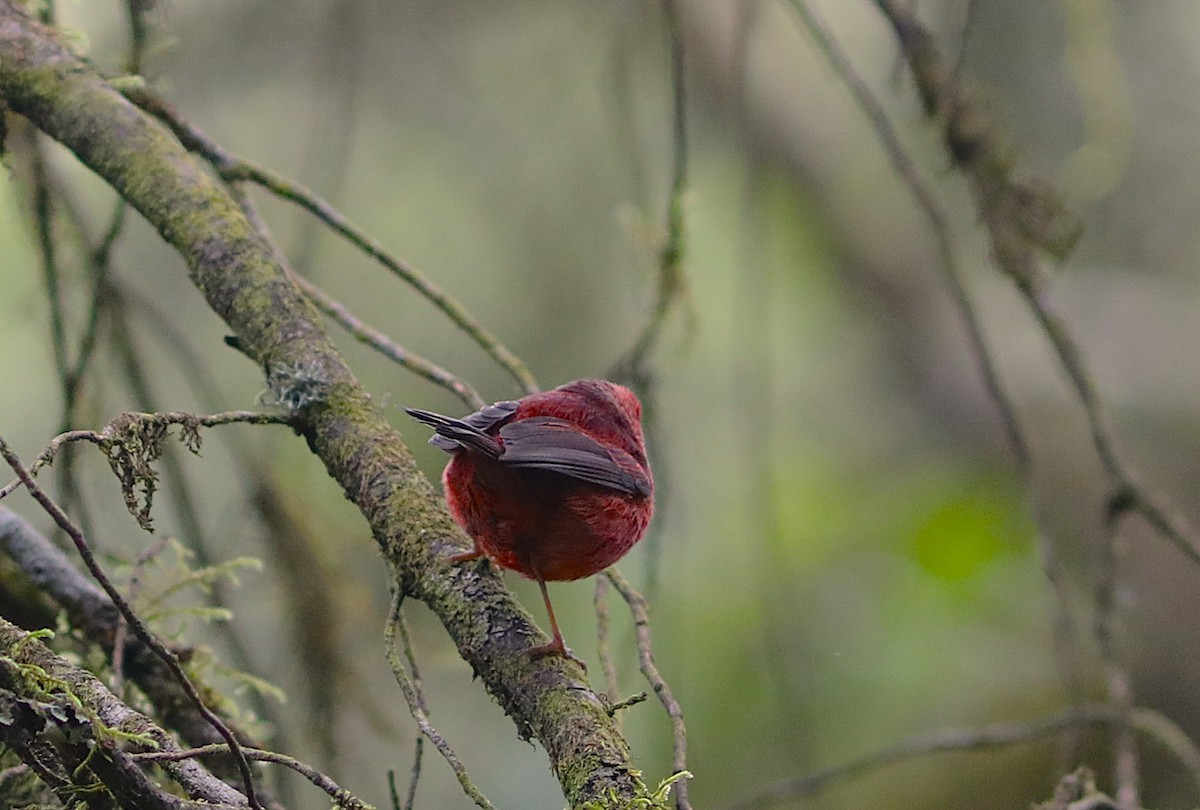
0,3 -> 651,806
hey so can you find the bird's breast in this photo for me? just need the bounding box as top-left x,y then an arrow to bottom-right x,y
444,456 -> 652,581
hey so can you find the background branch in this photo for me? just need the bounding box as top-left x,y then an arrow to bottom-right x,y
724,704 -> 1200,809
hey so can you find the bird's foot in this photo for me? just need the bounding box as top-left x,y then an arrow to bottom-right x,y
529,638 -> 587,672
448,548 -> 484,565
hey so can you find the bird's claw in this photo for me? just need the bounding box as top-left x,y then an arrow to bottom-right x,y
448,548 -> 484,565
529,639 -> 588,672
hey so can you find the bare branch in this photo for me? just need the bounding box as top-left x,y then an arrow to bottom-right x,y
594,574 -> 621,711
121,87 -> 538,397
291,273 -> 484,409
131,745 -> 373,810
723,704 -> 1200,809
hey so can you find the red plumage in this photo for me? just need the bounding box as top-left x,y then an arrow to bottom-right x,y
406,379 -> 653,666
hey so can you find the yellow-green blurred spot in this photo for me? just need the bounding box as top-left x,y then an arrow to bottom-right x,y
909,494 -> 1009,582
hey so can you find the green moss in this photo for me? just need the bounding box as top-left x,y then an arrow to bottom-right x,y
573,771 -> 689,810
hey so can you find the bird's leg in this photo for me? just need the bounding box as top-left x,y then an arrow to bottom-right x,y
449,533 -> 485,564
528,575 -> 587,671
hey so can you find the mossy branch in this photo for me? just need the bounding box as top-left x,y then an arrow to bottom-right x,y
0,616 -> 248,809
0,3 -> 651,805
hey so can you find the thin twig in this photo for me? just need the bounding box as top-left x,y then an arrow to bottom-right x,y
1034,300 -> 1200,563
1098,513 -> 1137,808
614,0 -> 693,378
393,594 -> 428,810
607,692 -> 648,716
0,432 -> 101,501
722,704 -> 1200,809
387,769 -> 401,810
122,87 -> 538,397
403,738 -> 424,810
593,574 -> 621,711
951,0 -> 980,81
27,410 -> 292,473
0,410 -> 293,540
0,436 -> 263,810
29,130 -> 69,388
124,0 -> 151,75
786,0 -> 1028,468
0,410 -> 294,503
111,532 -> 170,694
384,588 -> 495,810
604,567 -> 690,810
35,157 -> 129,542
292,273 -> 484,409
131,744 -> 374,810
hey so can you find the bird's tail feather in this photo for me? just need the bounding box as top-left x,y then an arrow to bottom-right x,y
404,408 -> 502,457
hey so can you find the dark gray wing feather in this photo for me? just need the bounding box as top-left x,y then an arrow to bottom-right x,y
404,406 -> 506,457
459,400 -> 520,433
497,417 -> 651,497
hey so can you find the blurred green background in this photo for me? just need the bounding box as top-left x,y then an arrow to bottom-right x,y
4,1 -> 1200,808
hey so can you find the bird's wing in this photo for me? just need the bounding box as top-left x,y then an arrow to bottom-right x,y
404,404 -> 514,457
497,417 -> 651,497
458,400 -> 521,433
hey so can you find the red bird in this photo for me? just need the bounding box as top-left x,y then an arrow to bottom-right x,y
405,379 -> 653,666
